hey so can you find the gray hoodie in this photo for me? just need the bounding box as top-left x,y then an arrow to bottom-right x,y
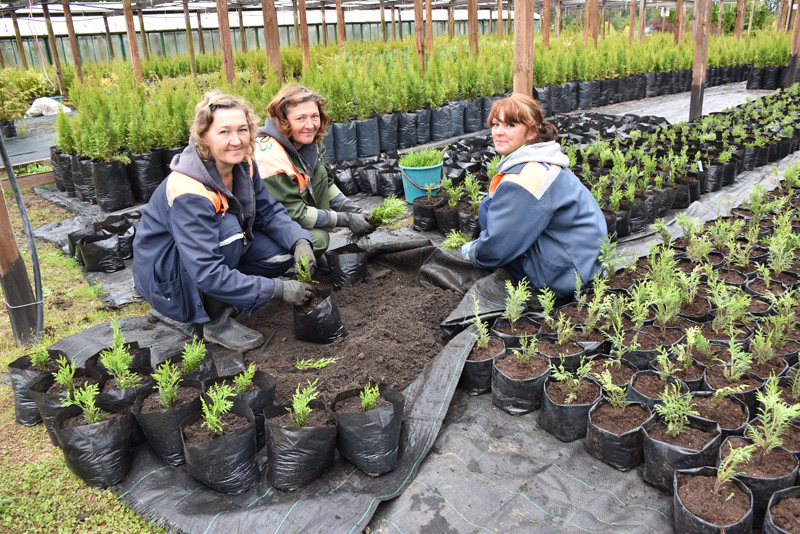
497,141 -> 570,174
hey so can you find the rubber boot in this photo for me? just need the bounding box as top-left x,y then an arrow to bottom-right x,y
149,309 -> 202,339
201,295 -> 264,351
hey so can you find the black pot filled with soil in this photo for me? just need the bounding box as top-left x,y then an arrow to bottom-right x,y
537,377 -> 601,442
412,195 -> 445,232
293,288 -> 347,344
764,486 -> 800,534
491,352 -> 550,415
585,399 -> 654,471
460,336 -> 506,396
674,466 -> 754,534
8,350 -> 65,426
204,370 -> 277,450
325,244 -> 369,289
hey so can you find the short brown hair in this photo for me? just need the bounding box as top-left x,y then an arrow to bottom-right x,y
487,93 -> 558,144
266,85 -> 330,145
190,91 -> 260,162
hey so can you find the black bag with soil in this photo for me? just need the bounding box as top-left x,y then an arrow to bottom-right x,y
563,82 -> 578,111
77,157 -> 97,204
458,209 -> 481,238
377,170 -> 404,198
671,180 -> 692,210
704,162 -> 724,193
481,95 -> 501,124
762,66 -> 782,90
70,154 -> 91,202
30,369 -> 105,447
356,166 -> 380,196
535,86 -> 551,118
460,337 -> 506,396
412,196 -> 444,232
746,67 -> 764,90
377,113 -> 399,153
673,466 -> 754,534
585,400 -> 653,471
434,203 -> 461,235
204,372 -> 277,450
430,105 -> 452,141
293,288 -> 348,344
356,117 -> 380,158
67,226 -> 96,264
626,196 -> 649,234
332,387 -> 405,477
614,207 -> 631,238
54,403 -> 135,489
334,122 -> 359,162
463,99 -> 483,133
764,487 -> 800,534
415,108 -> 432,145
645,72 -> 659,98
397,112 -> 417,149
76,232 -> 125,273
50,146 -> 66,192
161,145 -> 185,178
548,85 -> 562,114
128,150 -> 165,204
448,101 -> 465,136
577,81 -> 594,109
326,244 -> 369,289
265,401 -> 337,490
322,129 -> 336,164
8,354 -> 52,425
491,356 -> 549,415
58,152 -> 76,196
92,160 -> 135,213
95,216 -> 137,260
537,379 -> 598,442
334,167 -> 359,196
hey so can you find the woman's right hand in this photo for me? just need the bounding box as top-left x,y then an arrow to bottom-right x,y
336,212 -> 377,237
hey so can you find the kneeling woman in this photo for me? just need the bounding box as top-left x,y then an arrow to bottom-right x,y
461,93 -> 607,297
133,92 -> 315,351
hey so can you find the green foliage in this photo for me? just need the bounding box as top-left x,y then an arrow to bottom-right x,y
595,369 -> 628,409
487,155 -> 502,180
53,355 -> 76,395
295,357 -> 339,370
360,383 -> 381,412
367,196 -> 407,225
470,294 -> 491,350
538,286 -> 556,326
747,377 -> 800,457
439,177 -> 462,208
181,338 -> 206,375
651,218 -> 672,246
233,362 -> 257,395
398,146 -> 446,168
30,345 -> 51,372
62,383 -> 107,424
716,342 -> 753,384
296,250 -> 315,284
502,279 -> 532,332
100,320 -> 141,389
288,379 -> 319,427
441,229 -> 472,251
513,336 -> 538,365
549,356 -> 593,404
200,383 -> 235,437
151,362 -> 182,409
654,383 -> 698,438
716,441 -> 756,494
0,73 -> 29,122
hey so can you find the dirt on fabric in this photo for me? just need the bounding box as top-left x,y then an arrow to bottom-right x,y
241,265 -> 463,406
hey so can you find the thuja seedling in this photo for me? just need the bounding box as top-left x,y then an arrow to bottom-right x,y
470,293 -> 491,350
288,379 -> 319,427
181,338 -> 206,375
295,357 -> 339,370
748,377 -> 800,457
715,441 -> 756,495
201,383 -> 235,437
595,369 -> 628,409
53,354 -> 76,395
538,286 -> 556,327
30,345 -> 51,372
513,336 -> 538,365
502,279 -> 532,334
233,362 -> 256,395
654,383 -> 698,438
62,383 -> 107,424
360,383 -> 381,412
441,229 -> 472,251
296,250 -> 316,285
100,320 -> 141,389
549,355 -> 593,404
152,361 -> 182,409
367,196 -> 406,226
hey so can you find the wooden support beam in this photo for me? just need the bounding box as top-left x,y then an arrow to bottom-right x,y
197,12 -> 206,53
381,2 -> 387,41
41,4 -> 66,95
398,6 -> 404,39
556,0 -> 562,37
498,0 -> 504,38
785,0 -> 800,87
675,0 -> 684,43
590,0 -> 599,47
262,0 -> 282,80
716,0 -> 723,34
216,0 -> 235,83
102,14 -> 115,60
601,0 -> 607,39
321,2 -> 328,45
690,0 -> 709,121
543,0 -> 551,46
392,4 -> 397,40
238,8 -> 247,53
629,0 -> 635,44
11,12 -> 28,70
299,0 -> 310,66
513,0 -> 534,96
733,0 -> 745,38
448,1 -> 455,38
138,8 -> 150,61
777,0 -> 789,31
468,0 -> 479,56
61,0 -> 83,83
183,1 -> 197,74
637,0 -> 646,42
426,0 -> 434,56
123,0 -> 143,82
748,0 -> 755,34
789,0 -> 797,31
489,7 -> 493,34
415,0 -> 425,71
292,0 -> 300,47
584,0 -> 590,45
336,0 -> 346,49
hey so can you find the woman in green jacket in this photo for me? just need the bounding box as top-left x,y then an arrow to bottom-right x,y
255,85 -> 375,258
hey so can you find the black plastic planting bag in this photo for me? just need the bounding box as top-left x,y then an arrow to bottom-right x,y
334,167 -> 359,196
77,157 -> 97,204
377,170 -> 404,198
92,160 -> 135,213
549,85 -> 562,114
50,146 -> 66,192
459,331 -> 505,396
430,106 -> 452,141
265,400 -> 337,490
356,118 -> 380,157
577,81 -> 593,109
54,404 -> 135,489
356,167 -> 380,196
332,387 -> 405,477
334,122 -> 358,162
30,369 -> 104,447
293,289 -> 347,344
204,372 -> 276,450
326,244 -> 369,289
132,381 -> 203,467
561,82 -> 575,111
538,380 -> 598,442
645,72 -> 658,98
415,109 -> 431,145
95,218 -> 135,260
458,210 -> 481,238
70,154 -> 90,202
182,401 -> 260,495
321,129 -> 336,165
463,99 -> 483,133
674,466 -> 754,534
58,152 -> 76,196
76,232 -> 125,273
762,66 -> 781,90
481,95 -> 501,125
448,101 -> 464,136
491,358 -> 549,415
746,67 -> 764,90
67,226 -> 96,264
585,400 -> 652,471
412,197 -> 442,232
764,487 -> 800,534
161,145 -> 184,178
704,163 -> 724,193
627,197 -> 649,234
535,86 -> 551,118
8,355 -> 48,425
128,151 -> 164,204
397,112 -> 417,149
434,206 -> 460,235
377,113 -> 399,153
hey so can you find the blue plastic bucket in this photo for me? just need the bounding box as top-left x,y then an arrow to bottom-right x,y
399,163 -> 442,204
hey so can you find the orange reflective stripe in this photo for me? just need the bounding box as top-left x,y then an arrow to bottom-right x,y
489,173 -> 506,195
166,172 -> 229,214
255,136 -> 309,192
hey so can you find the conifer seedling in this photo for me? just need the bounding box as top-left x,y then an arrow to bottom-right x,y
470,294 -> 491,350
295,357 -> 338,370
152,361 -> 182,409
100,320 -> 141,389
595,370 -> 628,409
502,279 -> 531,334
715,441 -> 756,495
201,383 -> 235,437
367,196 -> 407,226
53,354 -> 76,395
654,384 -> 698,438
288,379 -> 319,427
30,345 -> 51,372
549,356 -> 593,404
441,229 -> 472,251
181,338 -> 206,375
62,383 -> 107,424
360,383 -> 381,412
233,362 -> 257,395
747,376 -> 800,458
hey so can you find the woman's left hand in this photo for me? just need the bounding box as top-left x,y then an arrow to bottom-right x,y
293,239 -> 316,275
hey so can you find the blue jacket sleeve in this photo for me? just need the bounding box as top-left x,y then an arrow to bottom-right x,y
470,181 -> 554,270
252,164 -> 312,249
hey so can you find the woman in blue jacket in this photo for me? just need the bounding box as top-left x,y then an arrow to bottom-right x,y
133,92 -> 315,351
460,93 -> 607,297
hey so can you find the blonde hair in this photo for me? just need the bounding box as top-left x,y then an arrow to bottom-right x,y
266,85 -> 330,145
190,91 -> 260,162
487,93 -> 558,144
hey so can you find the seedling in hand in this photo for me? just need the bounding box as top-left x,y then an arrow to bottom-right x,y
441,229 -> 472,251
296,251 -> 316,285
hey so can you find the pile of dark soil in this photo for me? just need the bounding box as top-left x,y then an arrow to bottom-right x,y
241,264 -> 463,405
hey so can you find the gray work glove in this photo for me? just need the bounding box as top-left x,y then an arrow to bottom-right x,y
292,239 -> 316,276
336,212 -> 377,237
273,279 -> 314,307
339,199 -> 373,219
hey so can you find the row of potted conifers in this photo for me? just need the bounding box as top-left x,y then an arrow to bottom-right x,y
8,340 -> 405,495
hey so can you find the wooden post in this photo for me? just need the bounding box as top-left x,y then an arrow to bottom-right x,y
392,4 -> 397,40
601,0 -> 607,39
426,0 -> 434,56
734,0 -> 745,37
543,0 -> 551,46
489,7 -> 493,33
336,0 -> 346,49
468,0 -> 479,56
748,0 -> 756,34
183,2 -> 197,74
449,1 -> 455,39
216,0 -> 235,83
293,0 -> 300,47
629,0 -> 635,44
381,2 -> 387,41
777,0 -> 788,31
414,0 -> 425,71
321,2 -> 329,46
556,0 -> 562,37
238,8 -> 247,53
103,14 -> 116,60
584,0 -> 591,45
590,0 -> 599,46
690,0 -> 709,120
498,0 -> 504,38
717,0 -> 724,34
298,0 -> 310,66
513,0 -> 534,96
788,0 -> 797,32
41,4 -> 66,95
138,8 -> 150,61
10,12 -> 28,70
122,0 -> 143,82
785,0 -> 800,87
61,1 -> 83,83
197,12 -> 206,54
675,0 -> 685,43
262,0 -> 282,80
638,0 -> 646,42
399,6 -> 404,39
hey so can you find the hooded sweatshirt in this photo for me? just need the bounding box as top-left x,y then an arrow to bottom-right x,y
132,140 -> 310,323
255,119 -> 347,230
463,141 -> 606,297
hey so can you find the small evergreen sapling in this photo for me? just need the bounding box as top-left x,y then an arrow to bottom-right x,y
152,362 -> 182,409
181,338 -> 206,375
513,336 -> 538,365
360,383 -> 381,412
441,229 -> 472,251
30,345 -> 51,372
62,383 -> 107,424
53,355 -> 76,395
367,196 -> 407,226
715,441 -> 756,495
654,384 -> 698,438
287,379 -> 319,427
100,320 -> 141,389
470,294 -> 491,350
595,369 -> 628,408
549,356 -> 593,404
295,357 -> 338,370
233,362 -> 256,395
296,251 -> 316,285
201,383 -> 235,437
502,279 -> 531,334
747,377 -> 800,459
